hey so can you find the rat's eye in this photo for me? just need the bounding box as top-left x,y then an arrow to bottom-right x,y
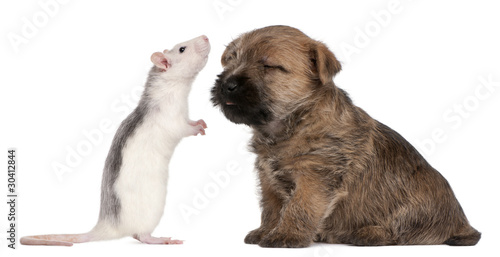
179,46 -> 186,53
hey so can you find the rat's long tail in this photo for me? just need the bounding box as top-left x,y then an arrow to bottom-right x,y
20,233 -> 93,246
20,222 -> 122,246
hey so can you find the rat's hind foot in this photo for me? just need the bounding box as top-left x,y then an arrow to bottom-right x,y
133,234 -> 183,245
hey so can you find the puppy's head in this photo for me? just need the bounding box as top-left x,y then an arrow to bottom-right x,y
211,25 -> 341,126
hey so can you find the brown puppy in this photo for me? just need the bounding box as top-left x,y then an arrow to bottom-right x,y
211,25 -> 480,248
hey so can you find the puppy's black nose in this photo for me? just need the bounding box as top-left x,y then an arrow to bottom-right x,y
225,80 -> 238,92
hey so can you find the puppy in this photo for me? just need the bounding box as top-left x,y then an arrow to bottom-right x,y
211,25 -> 480,248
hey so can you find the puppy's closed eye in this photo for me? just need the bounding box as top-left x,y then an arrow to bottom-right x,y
262,64 -> 288,73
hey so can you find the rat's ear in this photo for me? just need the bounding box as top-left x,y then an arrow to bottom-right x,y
151,52 -> 170,71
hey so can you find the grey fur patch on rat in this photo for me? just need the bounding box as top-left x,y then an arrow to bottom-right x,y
98,70 -> 162,225
98,98 -> 148,225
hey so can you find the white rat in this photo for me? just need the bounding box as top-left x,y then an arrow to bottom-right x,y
21,35 -> 211,246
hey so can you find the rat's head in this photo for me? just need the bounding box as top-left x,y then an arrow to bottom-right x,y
151,35 -> 210,78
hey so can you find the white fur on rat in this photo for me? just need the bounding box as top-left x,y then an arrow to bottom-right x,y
21,35 -> 210,246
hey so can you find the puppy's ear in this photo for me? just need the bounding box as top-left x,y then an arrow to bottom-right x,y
310,41 -> 341,84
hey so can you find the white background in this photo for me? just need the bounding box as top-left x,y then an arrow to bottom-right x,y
1,0 -> 499,256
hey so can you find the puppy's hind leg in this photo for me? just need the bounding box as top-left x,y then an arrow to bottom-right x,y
351,226 -> 396,246
444,226 -> 481,246
133,234 -> 183,245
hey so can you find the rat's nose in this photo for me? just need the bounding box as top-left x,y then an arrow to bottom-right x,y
201,35 -> 209,42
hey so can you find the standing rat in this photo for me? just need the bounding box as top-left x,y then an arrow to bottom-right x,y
21,35 -> 211,246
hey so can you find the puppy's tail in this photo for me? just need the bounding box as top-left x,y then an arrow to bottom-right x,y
20,233 -> 94,246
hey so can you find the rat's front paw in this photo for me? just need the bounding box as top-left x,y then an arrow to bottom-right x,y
188,119 -> 207,136
189,119 -> 207,129
190,124 -> 205,136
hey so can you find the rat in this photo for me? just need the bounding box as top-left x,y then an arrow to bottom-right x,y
20,35 -> 211,246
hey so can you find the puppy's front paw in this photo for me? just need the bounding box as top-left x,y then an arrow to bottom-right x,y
244,228 -> 266,244
258,231 -> 311,248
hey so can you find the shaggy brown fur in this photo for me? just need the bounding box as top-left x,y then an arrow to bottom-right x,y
210,25 -> 480,248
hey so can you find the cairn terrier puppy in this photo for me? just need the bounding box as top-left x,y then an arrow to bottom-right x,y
211,25 -> 480,248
